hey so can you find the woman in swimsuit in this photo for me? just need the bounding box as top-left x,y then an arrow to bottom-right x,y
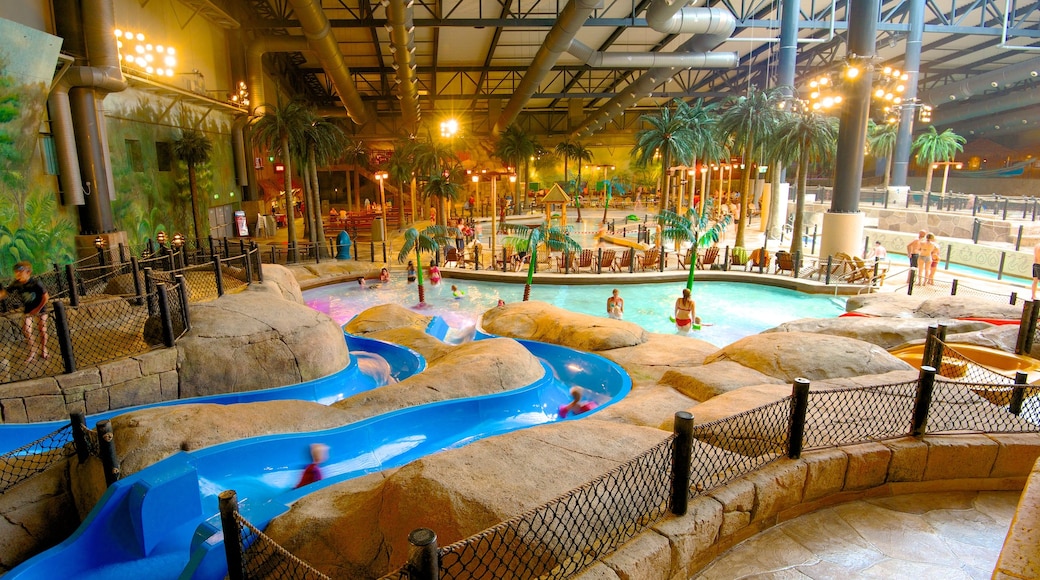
673,288 -> 701,333
926,233 -> 940,286
917,234 -> 936,286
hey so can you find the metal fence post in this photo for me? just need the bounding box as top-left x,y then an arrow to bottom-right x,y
824,255 -> 833,285
156,284 -> 176,347
212,255 -> 225,297
65,264 -> 79,308
144,268 -> 157,316
1009,371 -> 1028,416
52,301 -> 76,374
907,269 -> 916,295
723,245 -> 730,270
811,224 -> 818,254
175,274 -> 191,332
406,528 -> 439,580
911,366 -> 937,437
1025,301 -> 1040,354
1016,225 -> 1024,251
670,411 -> 694,516
382,242 -> 388,264
597,248 -> 603,274
244,248 -> 253,284
70,412 -> 89,462
218,490 -> 245,580
998,252 -> 1007,280
951,279 -> 958,295
97,420 -> 120,486
628,248 -> 635,273
1010,292 -> 1018,305
787,378 -> 811,459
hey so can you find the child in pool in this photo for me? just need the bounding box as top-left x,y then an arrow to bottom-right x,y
452,284 -> 465,298
407,261 -> 417,283
379,268 -> 391,283
428,261 -> 442,285
558,387 -> 597,418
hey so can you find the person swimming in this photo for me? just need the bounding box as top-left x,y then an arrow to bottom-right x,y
380,267 -> 390,283
558,387 -> 597,418
673,288 -> 701,333
606,288 -> 624,320
452,284 -> 465,298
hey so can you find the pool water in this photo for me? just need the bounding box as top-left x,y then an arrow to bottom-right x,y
304,279 -> 847,347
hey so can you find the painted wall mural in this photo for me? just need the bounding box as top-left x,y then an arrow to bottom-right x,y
0,18 -> 71,274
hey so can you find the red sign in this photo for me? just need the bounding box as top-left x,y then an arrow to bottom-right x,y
274,163 -> 285,173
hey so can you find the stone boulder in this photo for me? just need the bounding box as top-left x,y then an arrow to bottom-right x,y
847,294 -> 1021,320
288,261 -> 382,289
356,326 -> 455,363
263,420 -> 670,579
332,337 -> 544,422
345,303 -> 433,336
175,289 -> 350,399
766,317 -> 992,349
259,264 -> 305,304
598,333 -> 717,387
592,384 -> 698,430
481,301 -> 648,351
703,332 -> 913,382
112,400 -> 346,476
661,361 -> 786,402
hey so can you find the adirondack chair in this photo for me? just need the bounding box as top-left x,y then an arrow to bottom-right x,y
613,249 -> 636,272
638,247 -> 661,271
596,249 -> 616,273
747,248 -> 770,271
697,245 -> 720,269
575,249 -> 595,272
774,250 -> 795,275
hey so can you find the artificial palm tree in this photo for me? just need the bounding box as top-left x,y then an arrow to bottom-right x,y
571,142 -> 594,222
676,99 -> 719,212
413,139 -> 460,224
397,224 -> 459,304
341,139 -> 369,212
631,100 -> 696,214
716,87 -> 784,248
495,125 -> 537,210
554,138 -> 578,194
770,106 -> 838,255
502,222 -> 581,301
388,139 -> 417,224
300,117 -> 346,257
422,173 -> 462,227
600,174 -> 628,224
913,126 -> 965,193
867,121 -> 898,190
252,99 -> 313,259
172,128 -> 213,243
657,208 -> 731,290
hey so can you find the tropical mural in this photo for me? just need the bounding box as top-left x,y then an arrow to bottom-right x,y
0,16 -> 238,274
0,19 -> 70,274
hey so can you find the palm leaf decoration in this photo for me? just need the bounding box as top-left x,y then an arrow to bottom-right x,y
397,224 -> 460,304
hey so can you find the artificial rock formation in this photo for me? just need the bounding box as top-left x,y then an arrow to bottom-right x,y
766,317 -> 992,350
846,294 -> 1022,320
481,301 -> 648,351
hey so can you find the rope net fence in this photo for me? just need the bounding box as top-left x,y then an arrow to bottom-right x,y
234,512 -> 332,580
803,381 -> 920,449
934,341 -> 1017,384
689,398 -> 790,492
0,424 -> 75,494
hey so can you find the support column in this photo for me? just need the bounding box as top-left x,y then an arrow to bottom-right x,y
70,88 -> 115,233
776,0 -> 798,97
889,0 -> 925,197
823,0 -> 878,257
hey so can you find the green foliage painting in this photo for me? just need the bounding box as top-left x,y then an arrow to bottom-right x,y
0,22 -> 73,274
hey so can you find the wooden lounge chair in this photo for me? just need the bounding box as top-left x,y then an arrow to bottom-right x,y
697,245 -> 720,269
596,249 -> 616,273
613,249 -> 636,272
774,250 -> 795,275
638,247 -> 661,271
576,249 -> 595,272
747,248 -> 770,271
729,247 -> 749,270
444,247 -> 461,268
677,247 -> 696,269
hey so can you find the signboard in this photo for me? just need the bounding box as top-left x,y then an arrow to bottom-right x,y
274,163 -> 285,173
254,157 -> 263,169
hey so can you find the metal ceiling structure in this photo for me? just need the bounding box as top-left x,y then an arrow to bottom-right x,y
209,0 -> 1040,144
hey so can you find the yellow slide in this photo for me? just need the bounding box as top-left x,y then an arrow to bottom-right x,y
595,233 -> 649,251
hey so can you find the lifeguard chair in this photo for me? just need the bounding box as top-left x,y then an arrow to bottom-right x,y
541,184 -> 571,228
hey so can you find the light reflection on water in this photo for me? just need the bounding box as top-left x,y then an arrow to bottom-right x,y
304,279 -> 847,347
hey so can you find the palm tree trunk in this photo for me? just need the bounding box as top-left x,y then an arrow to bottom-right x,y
575,164 -> 584,223
924,165 -> 934,193
791,151 -> 808,256
735,142 -> 753,248
301,162 -> 313,240
884,155 -> 893,190
662,151 -> 673,215
354,169 -> 361,213
345,169 -> 354,213
188,165 -> 201,243
310,150 -> 327,258
281,134 -> 297,262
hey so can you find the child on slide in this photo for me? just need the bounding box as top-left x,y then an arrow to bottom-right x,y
558,387 -> 597,418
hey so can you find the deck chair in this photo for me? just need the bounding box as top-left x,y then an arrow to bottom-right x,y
597,249 -> 616,273
444,246 -> 461,268
638,247 -> 661,271
613,249 -> 636,272
848,256 -> 885,285
774,251 -> 795,275
677,247 -> 696,269
747,248 -> 770,271
729,248 -> 749,270
697,245 -> 720,269
576,249 -> 595,272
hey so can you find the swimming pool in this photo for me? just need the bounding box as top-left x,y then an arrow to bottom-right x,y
305,279 -> 848,347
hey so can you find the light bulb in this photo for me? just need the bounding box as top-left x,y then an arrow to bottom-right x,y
135,45 -> 144,54
875,88 -> 885,98
136,33 -> 144,41
845,65 -> 860,79
114,29 -> 122,37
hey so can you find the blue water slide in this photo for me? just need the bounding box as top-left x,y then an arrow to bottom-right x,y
0,334 -> 423,454
7,335 -> 631,580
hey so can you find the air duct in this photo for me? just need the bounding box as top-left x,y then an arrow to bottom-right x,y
567,39 -> 737,68
286,0 -> 369,124
932,85 -> 1040,126
948,105 -> 1040,136
49,0 -> 126,214
246,36 -> 310,115
494,0 -> 602,133
385,0 -> 421,130
232,117 -> 249,188
920,56 -> 1040,106
573,2 -> 736,136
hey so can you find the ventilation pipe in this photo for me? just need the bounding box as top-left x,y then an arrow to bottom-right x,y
567,39 -> 736,68
920,56 -> 1040,105
494,0 -> 602,133
232,117 -> 249,188
385,0 -> 421,131
933,85 -> 1040,126
49,0 -> 126,233
948,105 -> 1040,136
573,0 -> 736,135
286,0 -> 369,124
246,36 -> 310,115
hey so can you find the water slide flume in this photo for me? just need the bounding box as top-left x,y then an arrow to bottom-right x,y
7,328 -> 631,580
0,335 -> 424,455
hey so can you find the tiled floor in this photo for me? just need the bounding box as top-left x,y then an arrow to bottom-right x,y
695,491 -> 1020,580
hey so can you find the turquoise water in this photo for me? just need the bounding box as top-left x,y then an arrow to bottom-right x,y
304,279 -> 847,347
